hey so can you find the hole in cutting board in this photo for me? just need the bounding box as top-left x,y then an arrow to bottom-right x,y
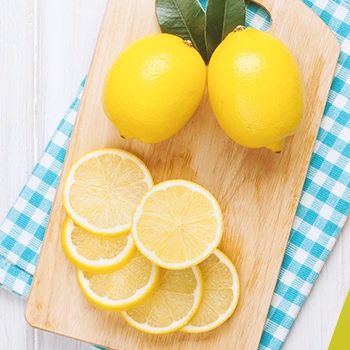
246,1 -> 271,31
199,0 -> 271,32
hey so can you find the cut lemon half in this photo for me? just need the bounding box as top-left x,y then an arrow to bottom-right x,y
77,250 -> 160,312
181,249 -> 240,333
61,216 -> 135,274
63,149 -> 153,235
132,180 -> 223,269
122,266 -> 203,334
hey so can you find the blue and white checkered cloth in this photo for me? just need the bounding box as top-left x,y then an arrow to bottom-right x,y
0,1 -> 349,349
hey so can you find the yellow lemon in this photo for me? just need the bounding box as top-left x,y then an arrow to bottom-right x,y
61,217 -> 135,274
77,250 -> 160,312
181,249 -> 240,333
132,180 -> 223,270
103,33 -> 206,143
63,149 -> 153,235
208,28 -> 305,153
122,266 -> 203,334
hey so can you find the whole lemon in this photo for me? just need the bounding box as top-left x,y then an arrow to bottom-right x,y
103,33 -> 206,143
208,28 -> 305,152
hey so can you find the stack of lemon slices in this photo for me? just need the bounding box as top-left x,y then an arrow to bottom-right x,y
62,148 -> 240,334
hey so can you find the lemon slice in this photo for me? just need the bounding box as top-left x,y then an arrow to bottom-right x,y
122,266 -> 203,334
63,149 -> 153,235
132,180 -> 223,269
181,249 -> 240,333
77,250 -> 160,312
61,216 -> 135,274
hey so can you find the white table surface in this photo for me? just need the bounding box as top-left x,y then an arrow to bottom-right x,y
0,1 -> 349,349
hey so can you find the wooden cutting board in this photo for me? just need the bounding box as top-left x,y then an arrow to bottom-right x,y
25,0 -> 340,349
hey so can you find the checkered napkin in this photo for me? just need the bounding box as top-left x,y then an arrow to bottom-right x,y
0,1 -> 349,349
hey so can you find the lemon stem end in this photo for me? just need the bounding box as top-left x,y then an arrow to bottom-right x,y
233,25 -> 246,33
183,40 -> 193,48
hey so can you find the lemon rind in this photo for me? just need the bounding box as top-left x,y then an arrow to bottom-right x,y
132,180 -> 223,270
77,261 -> 160,312
121,266 -> 203,334
180,249 -> 240,333
63,148 -> 153,236
61,216 -> 136,274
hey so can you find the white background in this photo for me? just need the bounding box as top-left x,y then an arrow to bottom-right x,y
0,1 -> 349,349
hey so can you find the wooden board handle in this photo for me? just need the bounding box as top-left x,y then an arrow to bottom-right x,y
252,0 -> 339,52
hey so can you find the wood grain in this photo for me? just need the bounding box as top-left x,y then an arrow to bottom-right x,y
33,3 -> 107,348
0,2 -> 35,349
25,0 -> 340,349
0,1 -> 104,350
284,218 -> 350,350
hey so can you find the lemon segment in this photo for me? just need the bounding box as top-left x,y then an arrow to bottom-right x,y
181,249 -> 240,333
61,216 -> 135,274
63,149 -> 153,235
77,250 -> 160,312
132,180 -> 223,270
122,266 -> 203,334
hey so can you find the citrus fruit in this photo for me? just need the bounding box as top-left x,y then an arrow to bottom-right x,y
61,216 -> 135,274
103,33 -> 206,144
63,149 -> 153,235
181,249 -> 240,333
77,250 -> 160,312
208,27 -> 305,153
122,266 -> 203,334
132,180 -> 223,270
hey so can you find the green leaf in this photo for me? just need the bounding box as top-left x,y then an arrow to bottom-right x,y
205,0 -> 246,59
156,0 -> 209,64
